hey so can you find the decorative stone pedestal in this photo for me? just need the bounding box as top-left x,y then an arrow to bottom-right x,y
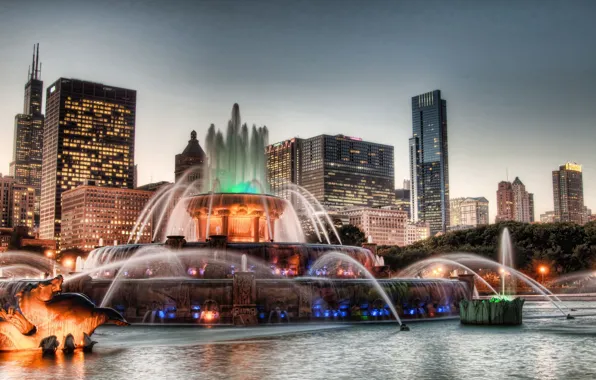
207,235 -> 228,250
460,297 -> 525,325
232,272 -> 258,326
165,235 -> 187,250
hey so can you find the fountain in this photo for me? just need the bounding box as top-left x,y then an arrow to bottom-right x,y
0,104 -> 476,342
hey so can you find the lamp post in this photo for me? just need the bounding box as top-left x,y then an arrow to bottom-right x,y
539,266 -> 547,284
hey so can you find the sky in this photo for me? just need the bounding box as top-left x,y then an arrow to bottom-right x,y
1,0 -> 595,221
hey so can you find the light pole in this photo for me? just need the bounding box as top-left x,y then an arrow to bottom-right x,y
539,266 -> 547,284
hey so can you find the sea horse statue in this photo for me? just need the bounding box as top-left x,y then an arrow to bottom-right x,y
0,275 -> 128,351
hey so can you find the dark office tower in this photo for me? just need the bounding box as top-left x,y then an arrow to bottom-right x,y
39,78 -> 136,243
300,134 -> 394,209
496,181 -> 514,222
409,90 -> 449,235
553,162 -> 584,224
10,44 -> 44,224
175,130 -> 207,185
266,138 -> 303,200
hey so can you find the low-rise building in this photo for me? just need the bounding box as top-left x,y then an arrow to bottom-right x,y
540,211 -> 556,224
405,222 -> 431,245
61,183 -> 154,252
0,174 -> 35,232
344,206 -> 408,246
450,197 -> 489,228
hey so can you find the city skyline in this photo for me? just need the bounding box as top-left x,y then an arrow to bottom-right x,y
1,1 -> 596,220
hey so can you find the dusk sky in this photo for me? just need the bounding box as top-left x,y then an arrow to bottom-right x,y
1,0 -> 595,220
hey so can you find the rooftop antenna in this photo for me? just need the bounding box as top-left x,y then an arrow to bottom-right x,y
506,168 -> 509,182
35,43 -> 40,80
30,44 -> 35,81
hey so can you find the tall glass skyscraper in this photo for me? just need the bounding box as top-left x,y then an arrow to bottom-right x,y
409,90 -> 449,235
39,78 -> 136,244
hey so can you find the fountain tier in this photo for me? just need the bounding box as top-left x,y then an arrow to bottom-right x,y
187,193 -> 287,243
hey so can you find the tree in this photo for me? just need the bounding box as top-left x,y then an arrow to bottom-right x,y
305,223 -> 366,246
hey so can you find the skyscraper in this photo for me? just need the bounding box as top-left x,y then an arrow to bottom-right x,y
512,177 -> 532,223
267,135 -> 394,209
409,90 -> 449,235
496,181 -> 514,222
553,162 -> 584,224
265,138 -> 303,200
10,44 -> 44,224
496,178 -> 533,223
175,130 -> 207,185
299,134 -> 394,209
40,79 -> 136,243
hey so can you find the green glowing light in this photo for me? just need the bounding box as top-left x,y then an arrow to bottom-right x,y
220,181 -> 259,194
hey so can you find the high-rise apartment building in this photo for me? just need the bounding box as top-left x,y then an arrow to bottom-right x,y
409,90 -> 449,235
450,197 -> 489,229
496,181 -> 514,222
175,130 -> 207,185
553,162 -> 584,224
496,178 -> 533,223
0,174 -> 35,231
512,177 -> 533,223
10,44 -> 44,224
61,182 -> 152,251
267,135 -> 394,209
394,188 -> 411,218
40,79 -> 136,244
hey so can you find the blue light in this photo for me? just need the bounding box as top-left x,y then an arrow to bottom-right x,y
324,310 -> 330,318
158,310 -> 165,318
191,305 -> 201,311
371,309 -> 379,317
333,311 -> 339,318
409,309 -> 415,315
362,311 -> 368,316
339,304 -> 349,310
259,312 -> 265,319
192,312 -> 200,319
167,312 -> 176,319
384,309 -> 390,316
280,313 -> 286,319
340,311 -> 347,317
315,311 -> 321,318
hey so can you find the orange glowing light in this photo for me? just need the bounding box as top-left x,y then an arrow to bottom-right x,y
63,258 -> 74,269
45,250 -> 54,258
539,266 -> 548,274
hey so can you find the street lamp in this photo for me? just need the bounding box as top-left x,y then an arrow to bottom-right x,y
539,266 -> 547,283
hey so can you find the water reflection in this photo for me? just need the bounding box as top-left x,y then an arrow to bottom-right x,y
2,309 -> 596,379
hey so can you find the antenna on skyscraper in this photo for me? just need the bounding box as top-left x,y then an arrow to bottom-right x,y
34,43 -> 40,80
30,45 -> 36,81
506,168 -> 509,181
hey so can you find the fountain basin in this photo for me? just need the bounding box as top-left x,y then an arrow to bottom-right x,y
459,297 -> 524,325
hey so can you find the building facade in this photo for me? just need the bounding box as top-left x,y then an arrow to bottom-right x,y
61,183 -> 152,252
267,135 -> 394,210
394,188 -> 411,218
511,177 -> 533,223
496,178 -> 533,223
409,90 -> 450,235
344,206 -> 408,246
450,197 -> 489,229
539,211 -> 556,224
40,78 -> 136,245
266,138 -> 303,200
175,130 -> 207,185
0,174 -> 35,231
405,222 -> 431,245
553,162 -> 584,224
10,44 -> 44,224
300,134 -> 394,209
